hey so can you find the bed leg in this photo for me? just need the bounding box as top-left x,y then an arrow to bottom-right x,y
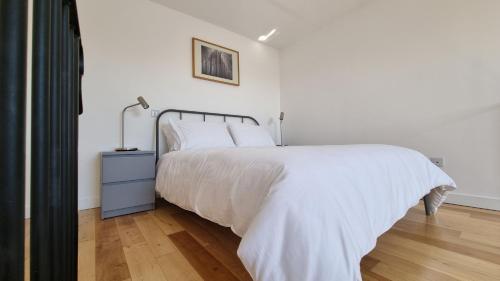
423,194 -> 432,216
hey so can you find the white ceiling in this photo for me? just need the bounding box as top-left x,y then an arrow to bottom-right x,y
150,0 -> 370,49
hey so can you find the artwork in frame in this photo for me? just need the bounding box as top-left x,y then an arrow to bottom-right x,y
192,38 -> 240,86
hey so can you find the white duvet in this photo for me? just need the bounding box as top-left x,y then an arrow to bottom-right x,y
155,145 -> 456,281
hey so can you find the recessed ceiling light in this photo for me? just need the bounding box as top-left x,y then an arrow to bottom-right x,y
258,28 -> 277,42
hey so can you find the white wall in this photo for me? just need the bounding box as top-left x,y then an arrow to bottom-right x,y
280,0 -> 500,210
77,0 -> 281,209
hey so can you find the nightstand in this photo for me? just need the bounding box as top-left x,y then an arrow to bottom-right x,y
100,151 -> 155,219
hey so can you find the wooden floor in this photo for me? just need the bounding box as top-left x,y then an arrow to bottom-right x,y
26,201 -> 500,281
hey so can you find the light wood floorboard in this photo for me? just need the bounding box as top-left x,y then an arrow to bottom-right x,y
24,201 -> 500,280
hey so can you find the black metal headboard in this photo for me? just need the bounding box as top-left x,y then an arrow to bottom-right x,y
155,109 -> 259,162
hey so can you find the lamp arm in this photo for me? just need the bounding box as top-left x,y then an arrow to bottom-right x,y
121,102 -> 141,149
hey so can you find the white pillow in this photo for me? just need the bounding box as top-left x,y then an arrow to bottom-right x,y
162,119 -> 235,151
161,122 -> 180,152
228,123 -> 275,147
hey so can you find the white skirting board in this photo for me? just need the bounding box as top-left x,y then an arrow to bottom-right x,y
445,192 -> 500,211
25,193 -> 498,219
78,196 -> 100,211
25,196 -> 99,219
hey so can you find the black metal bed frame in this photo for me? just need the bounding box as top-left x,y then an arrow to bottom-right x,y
153,108 -> 433,216
155,109 -> 259,162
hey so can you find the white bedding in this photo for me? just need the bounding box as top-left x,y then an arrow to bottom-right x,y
155,145 -> 456,281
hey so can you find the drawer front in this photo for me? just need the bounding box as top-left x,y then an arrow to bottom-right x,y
101,180 -> 155,212
102,154 -> 154,183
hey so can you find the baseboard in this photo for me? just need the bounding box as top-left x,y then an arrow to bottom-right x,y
78,196 -> 99,211
24,196 -> 99,219
445,192 -> 500,211
24,193 -> 497,219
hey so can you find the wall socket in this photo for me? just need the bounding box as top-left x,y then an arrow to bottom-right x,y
151,109 -> 160,118
429,157 -> 444,167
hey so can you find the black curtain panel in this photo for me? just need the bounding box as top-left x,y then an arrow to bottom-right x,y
0,0 -> 28,280
0,0 -> 84,280
31,0 -> 84,280
30,0 -> 83,280
30,0 -> 51,280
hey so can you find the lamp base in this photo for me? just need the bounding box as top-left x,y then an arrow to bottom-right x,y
115,147 -> 138,152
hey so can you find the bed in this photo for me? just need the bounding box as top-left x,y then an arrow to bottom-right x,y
154,109 -> 456,281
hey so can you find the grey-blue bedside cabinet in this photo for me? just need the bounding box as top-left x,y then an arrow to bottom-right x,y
100,150 -> 156,219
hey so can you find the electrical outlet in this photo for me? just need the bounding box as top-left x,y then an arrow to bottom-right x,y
151,109 -> 160,118
429,157 -> 444,167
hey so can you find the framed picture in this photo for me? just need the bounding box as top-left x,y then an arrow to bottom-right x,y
192,37 -> 240,86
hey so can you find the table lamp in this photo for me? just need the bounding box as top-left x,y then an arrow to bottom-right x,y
116,96 -> 149,151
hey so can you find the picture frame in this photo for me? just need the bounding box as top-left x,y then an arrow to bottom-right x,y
192,37 -> 240,86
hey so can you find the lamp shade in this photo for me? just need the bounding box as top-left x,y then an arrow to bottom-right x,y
137,96 -> 149,109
